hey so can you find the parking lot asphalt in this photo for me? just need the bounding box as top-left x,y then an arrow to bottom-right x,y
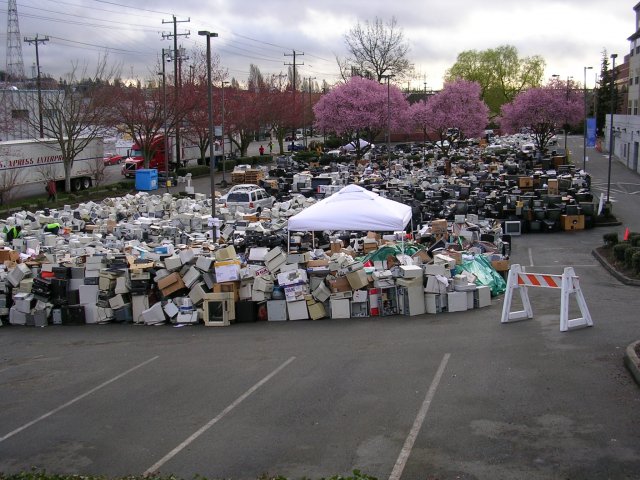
1,137 -> 640,479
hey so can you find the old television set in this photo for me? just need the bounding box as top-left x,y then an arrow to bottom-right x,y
202,292 -> 235,326
503,220 -> 522,236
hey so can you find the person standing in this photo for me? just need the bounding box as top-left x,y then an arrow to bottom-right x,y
6,225 -> 21,243
45,180 -> 57,202
259,145 -> 265,156
268,141 -> 273,154
44,222 -> 61,235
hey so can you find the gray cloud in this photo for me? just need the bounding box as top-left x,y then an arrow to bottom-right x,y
2,0 -> 632,88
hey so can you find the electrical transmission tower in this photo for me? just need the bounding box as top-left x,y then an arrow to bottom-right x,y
6,0 -> 25,82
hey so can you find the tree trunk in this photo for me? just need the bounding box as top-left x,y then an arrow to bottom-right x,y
64,160 -> 72,193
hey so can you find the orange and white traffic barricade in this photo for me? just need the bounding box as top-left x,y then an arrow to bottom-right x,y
501,264 -> 593,332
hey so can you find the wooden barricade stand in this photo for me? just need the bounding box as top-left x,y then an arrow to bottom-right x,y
501,264 -> 593,332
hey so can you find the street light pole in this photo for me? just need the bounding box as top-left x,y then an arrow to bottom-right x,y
221,80 -> 229,187
159,49 -> 169,192
607,53 -> 618,205
198,30 -> 218,218
583,66 -> 593,172
382,74 -> 395,165
423,81 -> 428,162
564,76 -> 573,157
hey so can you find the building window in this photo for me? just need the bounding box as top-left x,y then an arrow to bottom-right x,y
11,109 -> 29,120
637,46 -> 640,54
629,101 -> 633,115
636,76 -> 640,85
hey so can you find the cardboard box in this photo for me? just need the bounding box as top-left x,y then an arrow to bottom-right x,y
561,215 -> 585,231
491,260 -> 510,272
277,268 -> 308,287
284,283 -> 309,302
330,240 -> 343,254
157,272 -> 186,297
518,176 -> 533,188
0,249 -> 19,263
431,219 -> 448,235
328,276 -> 351,293
307,259 -> 329,268
213,281 -> 240,302
214,260 -> 241,282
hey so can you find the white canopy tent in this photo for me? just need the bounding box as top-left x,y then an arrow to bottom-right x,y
287,184 -> 412,232
342,138 -> 371,151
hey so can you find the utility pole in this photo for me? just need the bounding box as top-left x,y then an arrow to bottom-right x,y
308,76 -> 316,142
284,50 -> 303,151
162,15 -> 190,168
158,49 -> 169,192
24,34 -> 48,139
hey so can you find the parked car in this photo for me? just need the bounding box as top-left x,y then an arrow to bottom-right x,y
219,183 -> 260,202
103,153 -> 124,166
287,141 -> 305,151
223,184 -> 275,215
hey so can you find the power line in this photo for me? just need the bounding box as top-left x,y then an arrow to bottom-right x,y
14,2 -> 163,30
90,0 -> 171,16
29,0 -> 163,20
47,35 -> 151,55
16,11 -> 160,32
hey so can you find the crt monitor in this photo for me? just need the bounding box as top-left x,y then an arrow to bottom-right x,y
503,220 -> 521,236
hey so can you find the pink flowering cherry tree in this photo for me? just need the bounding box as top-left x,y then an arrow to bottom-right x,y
411,79 -> 489,156
313,76 -> 410,159
500,78 -> 583,153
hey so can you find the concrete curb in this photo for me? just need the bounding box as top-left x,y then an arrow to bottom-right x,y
624,341 -> 640,387
594,221 -> 623,227
591,248 -> 640,286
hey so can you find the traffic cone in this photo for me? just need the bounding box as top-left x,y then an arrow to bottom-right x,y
624,227 -> 630,241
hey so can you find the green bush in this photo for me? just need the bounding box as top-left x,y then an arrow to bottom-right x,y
294,151 -> 321,160
624,246 -> 640,268
603,232 -> 619,247
176,165 -> 210,177
613,242 -> 630,262
324,137 -> 341,149
632,252 -> 640,273
630,234 -> 640,247
217,160 -> 236,173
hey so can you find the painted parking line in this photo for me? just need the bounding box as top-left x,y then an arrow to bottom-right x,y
144,356 -> 296,475
0,355 -> 159,443
388,353 -> 451,480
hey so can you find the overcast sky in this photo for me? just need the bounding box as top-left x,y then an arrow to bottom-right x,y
1,0 -> 633,90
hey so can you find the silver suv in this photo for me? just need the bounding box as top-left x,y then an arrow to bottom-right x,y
223,184 -> 275,215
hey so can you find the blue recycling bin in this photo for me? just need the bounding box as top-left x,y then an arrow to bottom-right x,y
135,169 -> 158,191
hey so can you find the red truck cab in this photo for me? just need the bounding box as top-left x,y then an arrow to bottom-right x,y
121,135 -> 170,178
